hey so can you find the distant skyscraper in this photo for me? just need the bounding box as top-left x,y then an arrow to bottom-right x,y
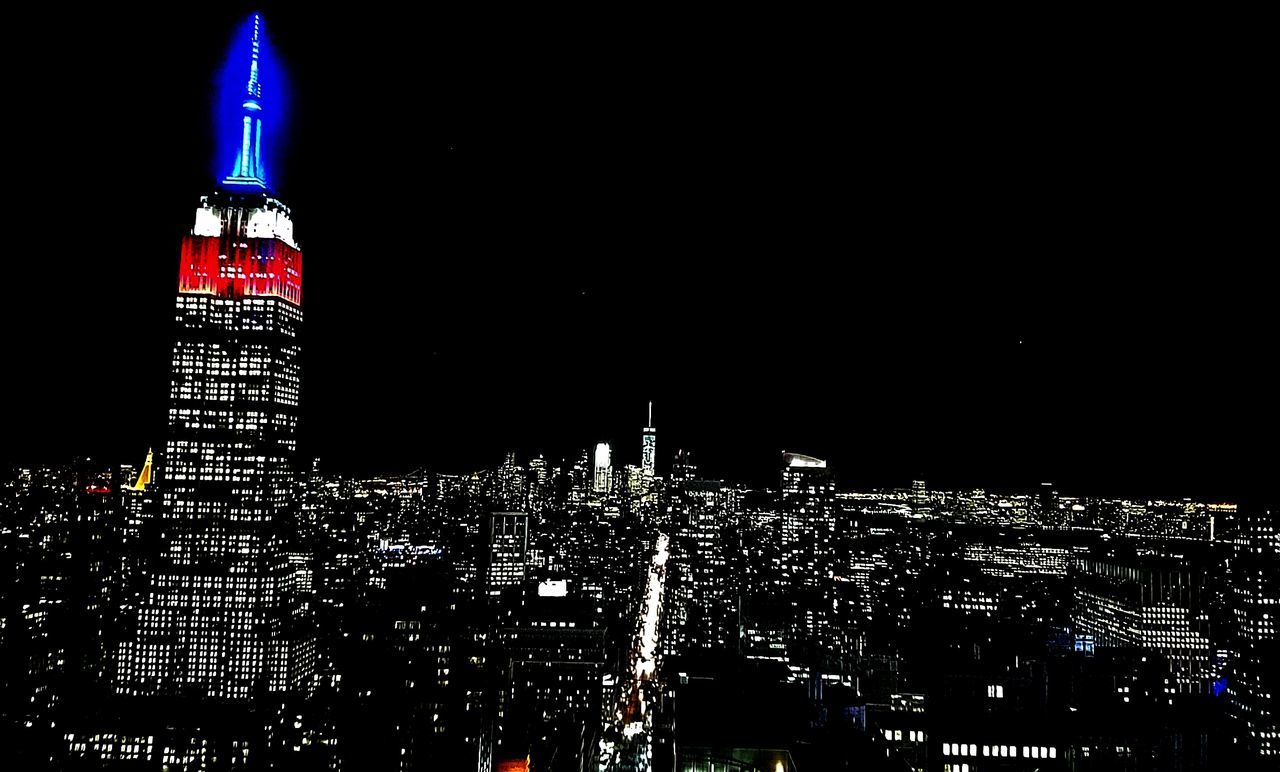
496,451 -> 526,510
527,455 -> 548,513
910,479 -> 927,509
780,452 -> 835,587
593,442 -> 612,495
1037,482 -> 1063,527
642,401 -> 657,479
671,448 -> 697,487
568,449 -> 591,505
486,512 -> 530,597
116,14 -> 314,702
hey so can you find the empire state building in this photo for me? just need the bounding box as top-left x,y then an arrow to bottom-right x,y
116,14 -> 314,703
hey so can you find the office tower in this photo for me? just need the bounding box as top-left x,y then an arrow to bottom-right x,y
526,455 -> 548,513
780,452 -> 835,587
593,442 -> 612,495
496,451 -> 526,510
27,473 -> 122,718
1071,549 -> 1211,694
486,512 -> 530,597
1225,510 -> 1279,757
1037,481 -> 1062,527
622,465 -> 647,498
910,479 -> 927,510
671,448 -> 697,487
568,449 -> 591,505
494,582 -> 606,769
642,401 -> 657,479
116,14 -> 314,702
670,480 -> 734,651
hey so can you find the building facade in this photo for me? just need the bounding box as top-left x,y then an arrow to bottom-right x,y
115,14 -> 314,704
486,512 -> 530,597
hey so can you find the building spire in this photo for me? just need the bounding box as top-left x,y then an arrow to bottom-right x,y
222,14 -> 268,190
130,449 -> 154,492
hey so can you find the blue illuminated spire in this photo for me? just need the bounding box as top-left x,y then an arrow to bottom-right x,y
221,14 -> 269,190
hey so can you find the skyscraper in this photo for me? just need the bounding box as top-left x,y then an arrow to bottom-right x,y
641,402 -> 656,479
910,479 -> 928,511
670,448 -> 697,488
593,442 -> 612,495
486,512 -> 530,597
494,583 -> 606,767
1071,549 -> 1211,694
780,452 -> 835,587
116,14 -> 314,703
1226,510 -> 1279,757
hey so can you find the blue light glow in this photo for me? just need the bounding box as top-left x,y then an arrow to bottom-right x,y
216,13 -> 289,191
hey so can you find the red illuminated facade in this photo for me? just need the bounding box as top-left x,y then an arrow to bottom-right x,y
179,234 -> 302,304
177,191 -> 302,304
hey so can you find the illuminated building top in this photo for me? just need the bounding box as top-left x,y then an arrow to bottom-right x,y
783,452 -> 827,469
129,449 -> 153,492
642,401 -> 656,478
221,14 -> 271,190
178,191 -> 302,305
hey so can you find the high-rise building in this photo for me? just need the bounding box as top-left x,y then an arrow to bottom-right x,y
1071,549 -> 1211,694
486,512 -> 530,597
1037,481 -> 1061,527
526,455 -> 548,513
593,442 -> 612,495
116,14 -> 314,702
780,452 -> 835,594
568,449 -> 591,505
1225,510 -> 1279,758
910,479 -> 928,510
642,401 -> 656,479
493,582 -> 606,768
496,451 -> 526,510
671,448 -> 697,488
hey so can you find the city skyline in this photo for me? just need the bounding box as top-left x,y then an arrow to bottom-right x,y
3,10 -> 1275,771
6,6 -> 1272,503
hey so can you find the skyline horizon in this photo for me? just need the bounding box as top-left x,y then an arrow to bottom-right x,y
6,9 -> 1277,770
5,6 -> 1271,507
9,422 -> 1261,508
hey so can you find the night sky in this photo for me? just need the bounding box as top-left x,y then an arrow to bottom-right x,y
6,6 -> 1271,501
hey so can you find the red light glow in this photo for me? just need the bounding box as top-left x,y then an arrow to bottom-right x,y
178,234 -> 302,305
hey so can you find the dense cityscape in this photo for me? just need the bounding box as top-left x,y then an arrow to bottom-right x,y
3,11 -> 1277,772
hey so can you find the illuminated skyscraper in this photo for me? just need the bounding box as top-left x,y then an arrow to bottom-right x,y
486,512 -> 530,597
1071,550 -> 1211,694
116,14 -> 314,703
568,448 -> 591,505
1226,510 -> 1279,757
496,451 -> 526,510
642,402 -> 656,479
780,452 -> 835,586
910,479 -> 927,510
670,448 -> 697,488
593,442 -> 612,495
